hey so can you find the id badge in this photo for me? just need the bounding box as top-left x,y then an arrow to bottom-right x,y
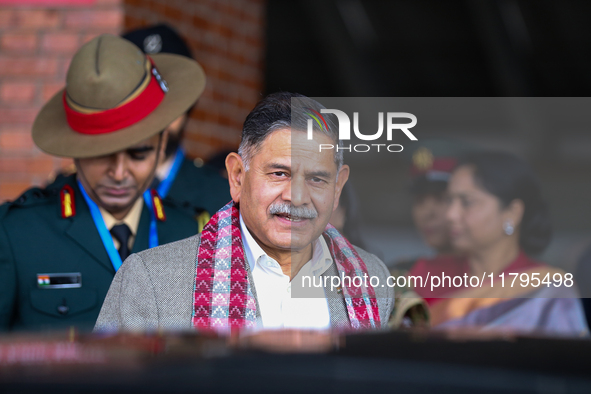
37,273 -> 82,289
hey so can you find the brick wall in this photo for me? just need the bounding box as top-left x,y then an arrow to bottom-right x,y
0,1 -> 124,202
123,0 -> 265,160
0,0 -> 264,203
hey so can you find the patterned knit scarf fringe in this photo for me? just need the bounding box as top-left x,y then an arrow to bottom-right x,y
191,201 -> 380,333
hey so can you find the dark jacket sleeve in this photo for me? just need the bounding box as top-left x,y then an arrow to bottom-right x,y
0,207 -> 17,330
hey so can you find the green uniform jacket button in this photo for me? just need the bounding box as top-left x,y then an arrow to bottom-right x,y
57,305 -> 69,315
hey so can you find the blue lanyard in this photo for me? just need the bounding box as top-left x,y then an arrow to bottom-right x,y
156,148 -> 185,198
77,180 -> 159,271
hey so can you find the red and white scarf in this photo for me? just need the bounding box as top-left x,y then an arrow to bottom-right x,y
192,201 -> 380,333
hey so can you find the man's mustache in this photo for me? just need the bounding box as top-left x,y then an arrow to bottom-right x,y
269,202 -> 318,219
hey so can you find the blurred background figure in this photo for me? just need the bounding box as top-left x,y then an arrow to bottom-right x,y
410,147 -> 454,255
411,151 -> 588,337
575,244 -> 591,327
387,141 -> 470,329
329,182 -> 366,250
395,140 -> 470,270
123,24 -> 231,216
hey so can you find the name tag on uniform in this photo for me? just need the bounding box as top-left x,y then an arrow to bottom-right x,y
37,273 -> 82,289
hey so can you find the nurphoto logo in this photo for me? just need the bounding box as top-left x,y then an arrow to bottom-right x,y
305,107 -> 417,153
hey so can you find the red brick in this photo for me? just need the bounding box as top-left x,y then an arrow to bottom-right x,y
28,156 -> 56,175
196,107 -> 219,123
0,108 -> 39,125
164,4 -> 183,20
0,10 -> 14,27
41,82 -> 64,102
242,1 -> 264,24
186,139 -> 230,159
0,157 -> 28,174
217,68 -> 239,84
241,34 -> 261,48
123,15 -> 146,31
148,1 -> 166,16
0,156 -> 55,176
0,130 -> 34,151
41,32 -> 80,54
192,14 -> 213,32
81,33 -> 97,44
124,0 -> 143,6
239,87 -> 259,107
0,181 -> 32,203
58,57 -> 72,79
0,82 -> 37,104
218,113 -> 242,128
95,0 -> 123,5
14,10 -> 60,29
185,131 -> 239,149
0,57 -> 59,77
1,33 -> 38,53
65,10 -> 123,30
216,1 -> 242,19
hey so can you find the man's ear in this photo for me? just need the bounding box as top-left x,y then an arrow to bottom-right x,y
333,164 -> 350,212
158,130 -> 169,164
225,152 -> 245,203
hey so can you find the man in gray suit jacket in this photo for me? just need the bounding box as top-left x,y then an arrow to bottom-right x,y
95,92 -> 394,333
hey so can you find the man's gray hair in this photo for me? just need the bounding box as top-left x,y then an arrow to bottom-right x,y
237,92 -> 343,171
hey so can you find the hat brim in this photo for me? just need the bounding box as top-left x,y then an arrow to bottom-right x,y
32,53 -> 205,158
409,175 -> 448,196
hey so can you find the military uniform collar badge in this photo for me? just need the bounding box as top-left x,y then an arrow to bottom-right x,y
60,185 -> 76,218
150,189 -> 166,222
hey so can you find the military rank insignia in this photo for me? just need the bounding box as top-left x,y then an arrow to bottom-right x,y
60,185 -> 76,218
412,147 -> 434,171
151,189 -> 166,222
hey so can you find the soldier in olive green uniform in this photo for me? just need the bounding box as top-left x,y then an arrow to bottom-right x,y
122,24 -> 231,216
0,35 -> 207,331
0,176 -> 200,331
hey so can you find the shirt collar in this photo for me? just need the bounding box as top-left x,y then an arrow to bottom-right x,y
99,197 -> 143,236
240,213 -> 267,272
300,234 -> 333,278
239,213 -> 332,277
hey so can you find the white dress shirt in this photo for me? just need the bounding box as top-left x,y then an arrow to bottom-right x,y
240,214 -> 332,330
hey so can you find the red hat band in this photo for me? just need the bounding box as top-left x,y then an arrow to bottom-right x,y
411,157 -> 457,177
63,56 -> 167,135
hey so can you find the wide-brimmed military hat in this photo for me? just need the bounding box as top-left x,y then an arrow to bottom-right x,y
32,34 -> 206,158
